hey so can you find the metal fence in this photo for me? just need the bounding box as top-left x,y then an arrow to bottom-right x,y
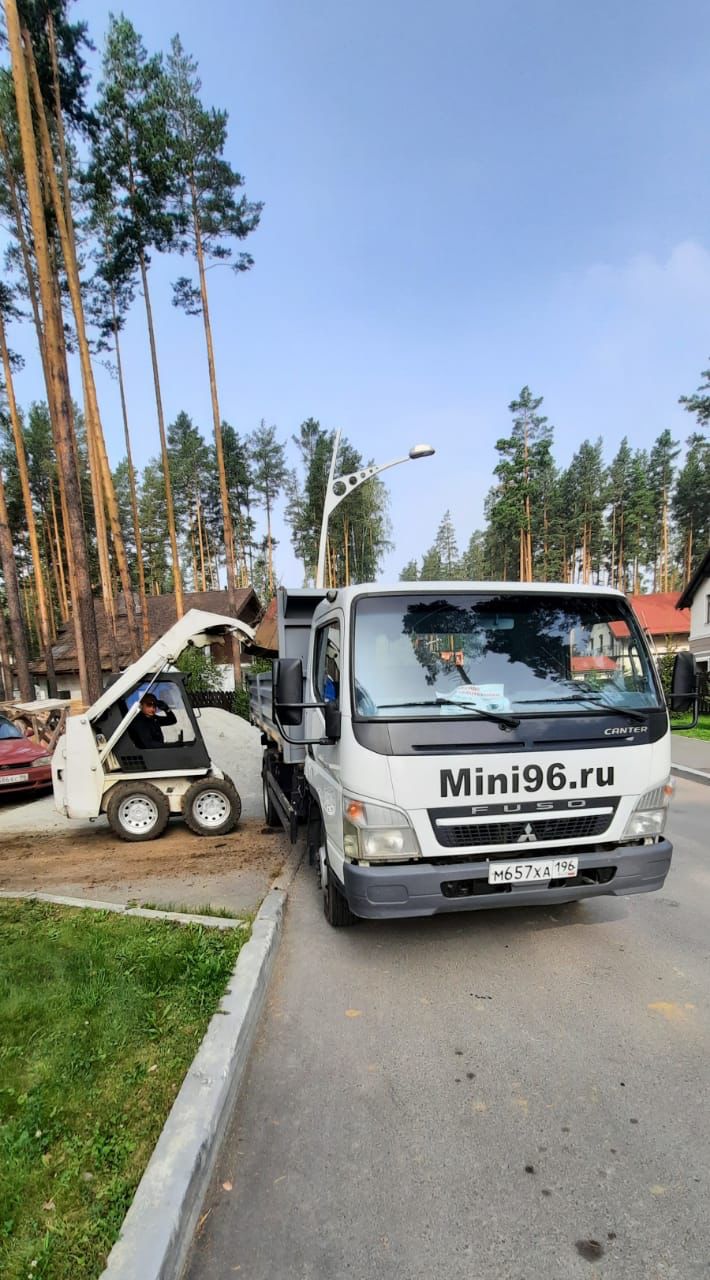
188,691 -> 236,714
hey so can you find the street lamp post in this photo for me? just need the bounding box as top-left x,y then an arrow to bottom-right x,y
315,431 -> 435,588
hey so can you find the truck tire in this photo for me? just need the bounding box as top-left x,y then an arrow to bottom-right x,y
106,781 -> 170,842
183,776 -> 241,836
322,855 -> 357,928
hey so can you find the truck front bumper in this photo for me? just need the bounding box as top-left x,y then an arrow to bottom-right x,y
342,840 -> 673,920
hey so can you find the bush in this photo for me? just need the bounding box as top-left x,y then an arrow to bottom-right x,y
176,647 -> 224,694
233,684 -> 251,721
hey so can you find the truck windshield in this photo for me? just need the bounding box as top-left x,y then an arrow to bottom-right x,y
352,592 -> 663,719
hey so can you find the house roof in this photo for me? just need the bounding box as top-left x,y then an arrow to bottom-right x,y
571,655 -> 618,673
29,589 -> 261,676
677,547 -> 710,611
251,597 -> 278,654
609,592 -> 690,640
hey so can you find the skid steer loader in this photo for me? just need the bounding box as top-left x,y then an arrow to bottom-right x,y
52,609 -> 254,841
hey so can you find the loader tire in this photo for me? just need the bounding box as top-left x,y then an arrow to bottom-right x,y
106,781 -> 170,842
183,776 -> 241,836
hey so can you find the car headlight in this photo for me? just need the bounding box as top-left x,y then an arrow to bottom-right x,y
342,796 -> 420,863
622,780 -> 674,840
31,755 -> 52,768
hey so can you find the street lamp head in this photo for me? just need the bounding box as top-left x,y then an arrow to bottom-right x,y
408,444 -> 435,459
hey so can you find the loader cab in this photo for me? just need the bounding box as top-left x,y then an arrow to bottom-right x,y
93,672 -> 210,774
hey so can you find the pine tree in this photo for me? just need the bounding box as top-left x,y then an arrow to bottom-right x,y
88,16 -> 184,615
166,411 -> 213,589
166,36 -> 261,599
399,559 -> 419,581
138,461 -> 171,596
222,422 -> 256,584
679,361 -> 710,427
249,421 -> 287,596
460,530 -> 486,581
0,284 -> 58,691
4,0 -> 102,701
489,387 -> 554,581
673,434 -> 710,582
286,420 -> 391,586
24,30 -> 139,662
646,430 -> 680,591
432,511 -> 460,578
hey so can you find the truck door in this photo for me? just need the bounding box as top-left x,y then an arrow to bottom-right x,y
309,616 -> 343,856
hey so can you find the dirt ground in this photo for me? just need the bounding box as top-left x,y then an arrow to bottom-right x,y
0,816 -> 293,916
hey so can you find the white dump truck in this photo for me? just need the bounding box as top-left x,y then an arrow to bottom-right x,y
250,581 -> 698,926
52,610 -> 253,840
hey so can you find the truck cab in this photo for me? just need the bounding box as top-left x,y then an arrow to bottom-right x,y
260,582 -> 683,924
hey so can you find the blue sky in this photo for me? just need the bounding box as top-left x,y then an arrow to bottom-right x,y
9,0 -> 710,585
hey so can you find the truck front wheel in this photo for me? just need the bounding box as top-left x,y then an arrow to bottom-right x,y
321,849 -> 357,928
106,781 -> 170,842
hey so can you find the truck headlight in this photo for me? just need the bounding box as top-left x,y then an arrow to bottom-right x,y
622,780 -> 674,840
343,796 -> 420,863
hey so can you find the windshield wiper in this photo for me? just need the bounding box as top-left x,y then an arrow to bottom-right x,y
377,698 -> 520,729
515,694 -> 649,723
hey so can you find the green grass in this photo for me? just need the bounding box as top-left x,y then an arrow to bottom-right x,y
0,900 -> 247,1280
137,901 -> 240,920
676,712 -> 710,741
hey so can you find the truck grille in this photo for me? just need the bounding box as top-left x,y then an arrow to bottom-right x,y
432,813 -> 612,850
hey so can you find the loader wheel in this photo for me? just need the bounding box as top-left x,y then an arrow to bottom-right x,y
106,781 -> 170,842
183,776 -> 241,836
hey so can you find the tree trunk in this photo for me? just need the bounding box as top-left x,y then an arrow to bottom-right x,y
0,118 -> 49,387
111,286 -> 149,648
190,525 -> 199,591
83,371 -> 119,673
0,605 -> 13,700
196,496 -> 207,592
5,0 -> 102,703
265,491 -> 274,595
137,247 -> 183,616
0,465 -> 32,699
0,309 -> 58,695
28,38 -> 139,663
190,184 -> 238,595
49,486 -> 69,618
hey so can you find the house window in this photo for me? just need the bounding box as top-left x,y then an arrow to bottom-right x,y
706,595 -> 710,625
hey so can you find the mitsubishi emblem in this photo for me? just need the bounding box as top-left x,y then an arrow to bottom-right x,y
517,823 -> 537,843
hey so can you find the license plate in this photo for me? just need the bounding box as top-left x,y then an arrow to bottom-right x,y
488,856 -> 578,885
0,773 -> 29,785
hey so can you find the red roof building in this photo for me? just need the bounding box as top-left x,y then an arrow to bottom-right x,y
571,655 -> 618,674
609,593 -> 690,654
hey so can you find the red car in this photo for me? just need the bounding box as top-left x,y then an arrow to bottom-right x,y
0,715 -> 53,794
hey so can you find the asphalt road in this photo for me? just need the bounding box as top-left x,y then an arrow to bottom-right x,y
185,778 -> 709,1280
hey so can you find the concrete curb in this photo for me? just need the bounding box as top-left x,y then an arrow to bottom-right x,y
0,890 -> 246,931
672,764 -> 710,788
100,885 -> 286,1280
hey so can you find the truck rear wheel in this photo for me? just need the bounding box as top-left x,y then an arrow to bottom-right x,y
106,781 -> 170,842
183,776 -> 241,836
321,850 -> 357,928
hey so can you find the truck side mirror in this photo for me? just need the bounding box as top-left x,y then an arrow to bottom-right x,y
273,658 -> 304,726
324,702 -> 341,742
669,650 -> 697,715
